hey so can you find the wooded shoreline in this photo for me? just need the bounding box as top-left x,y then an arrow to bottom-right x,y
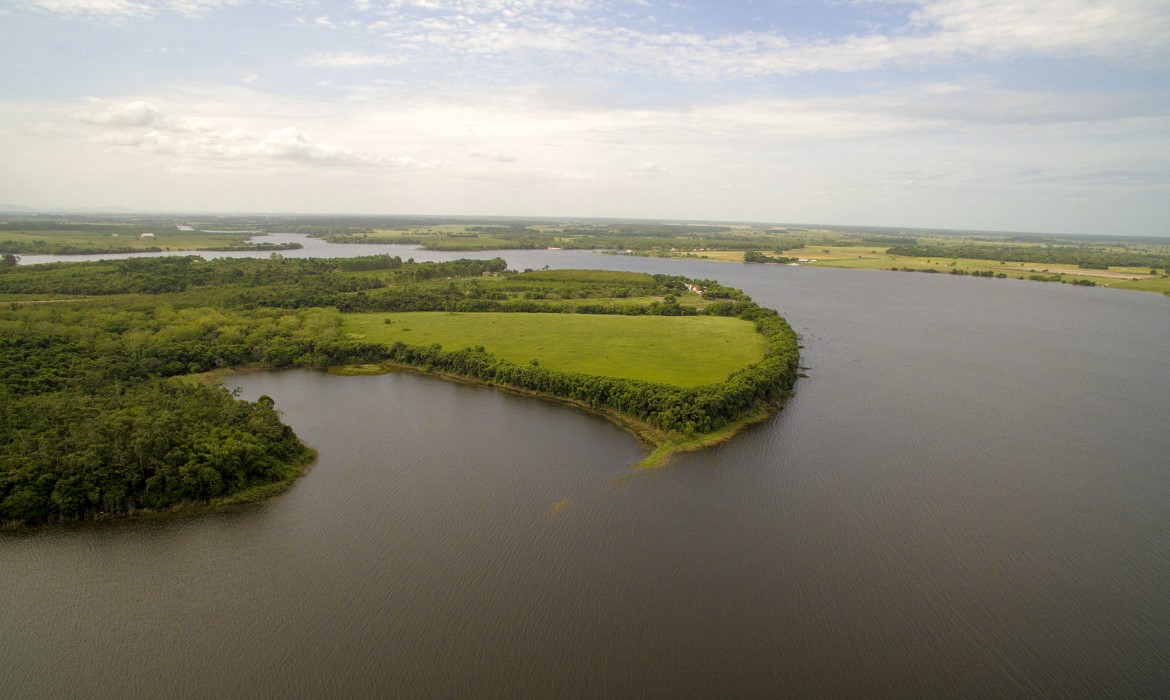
1,256 -> 798,527
329,361 -> 787,468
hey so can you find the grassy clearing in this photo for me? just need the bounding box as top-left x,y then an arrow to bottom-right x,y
342,311 -> 767,387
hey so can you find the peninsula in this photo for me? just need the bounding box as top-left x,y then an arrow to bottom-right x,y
1,256 -> 798,527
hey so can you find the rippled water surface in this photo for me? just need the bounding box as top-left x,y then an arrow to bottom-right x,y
4,246 -> 1169,697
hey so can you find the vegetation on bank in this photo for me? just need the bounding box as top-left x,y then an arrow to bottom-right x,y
6,213 -> 1164,296
744,250 -> 796,264
883,242 -> 1170,270
767,244 -> 1170,295
350,297 -> 797,445
0,219 -> 302,255
1,381 -> 312,525
1,255 -> 798,527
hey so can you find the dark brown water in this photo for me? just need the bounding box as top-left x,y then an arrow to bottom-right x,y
4,252 -> 1169,697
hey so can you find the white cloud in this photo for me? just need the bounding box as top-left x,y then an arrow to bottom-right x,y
469,151 -> 519,162
79,100 -> 167,127
304,51 -> 406,67
2,61 -> 1166,232
20,0 -> 1169,78
22,0 -> 244,18
341,0 -> 1170,79
23,0 -> 154,19
98,129 -> 177,151
628,161 -> 666,175
163,0 -> 243,16
252,126 -> 412,166
909,0 -> 1170,56
74,98 -> 416,168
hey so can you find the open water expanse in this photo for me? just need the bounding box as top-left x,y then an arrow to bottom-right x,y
4,238 -> 1170,697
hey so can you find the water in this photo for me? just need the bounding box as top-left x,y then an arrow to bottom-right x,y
3,244 -> 1169,697
14,232 -> 523,266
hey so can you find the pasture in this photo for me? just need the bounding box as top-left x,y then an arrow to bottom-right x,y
342,311 -> 767,387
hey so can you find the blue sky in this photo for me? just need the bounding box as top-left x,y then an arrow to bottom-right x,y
1,0 -> 1167,235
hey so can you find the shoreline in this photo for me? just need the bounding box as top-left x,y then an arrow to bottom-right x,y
1,447 -> 316,533
328,361 -> 783,468
611,249 -> 1170,298
3,260 -> 797,529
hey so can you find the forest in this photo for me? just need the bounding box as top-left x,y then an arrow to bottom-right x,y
1,255 -> 798,527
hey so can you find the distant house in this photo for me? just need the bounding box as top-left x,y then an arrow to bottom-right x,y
140,232 -> 155,239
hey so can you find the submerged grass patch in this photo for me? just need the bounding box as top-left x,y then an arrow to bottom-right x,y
342,311 -> 767,387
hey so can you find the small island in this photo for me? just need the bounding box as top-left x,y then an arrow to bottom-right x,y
1,256 -> 798,528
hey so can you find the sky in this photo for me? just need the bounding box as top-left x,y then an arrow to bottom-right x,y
1,0 -> 1168,235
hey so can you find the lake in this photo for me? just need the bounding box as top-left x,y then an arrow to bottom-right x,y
3,244 -> 1169,697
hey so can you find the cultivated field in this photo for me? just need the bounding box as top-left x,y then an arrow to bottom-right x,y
343,311 -> 767,387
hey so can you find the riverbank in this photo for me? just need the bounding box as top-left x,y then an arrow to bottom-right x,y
329,361 -> 784,468
1,257 -> 796,527
1,445 -> 316,532
646,247 -> 1170,297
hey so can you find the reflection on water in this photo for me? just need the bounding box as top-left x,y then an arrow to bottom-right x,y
3,249 -> 1169,697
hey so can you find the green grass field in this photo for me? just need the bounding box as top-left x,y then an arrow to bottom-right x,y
342,312 -> 767,387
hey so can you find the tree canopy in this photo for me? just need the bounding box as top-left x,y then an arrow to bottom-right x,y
2,256 -> 798,527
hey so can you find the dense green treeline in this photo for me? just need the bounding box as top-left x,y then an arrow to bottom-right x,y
2,380 -> 310,525
0,303 -> 342,396
326,227 -> 812,253
2,256 -> 798,526
744,250 -> 797,264
368,297 -> 798,435
228,271 -> 711,316
1,242 -> 170,256
0,254 -> 503,297
0,241 -> 303,256
0,218 -> 305,255
0,298 -> 341,527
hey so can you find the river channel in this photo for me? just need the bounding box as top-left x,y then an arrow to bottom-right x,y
3,239 -> 1169,697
